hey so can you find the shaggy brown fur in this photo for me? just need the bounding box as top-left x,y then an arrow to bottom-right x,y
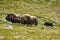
6,13 -> 38,25
30,16 -> 38,25
21,14 -> 38,25
6,13 -> 17,22
6,13 -> 22,23
44,22 -> 53,27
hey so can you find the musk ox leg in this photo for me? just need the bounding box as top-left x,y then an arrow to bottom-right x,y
34,21 -> 38,25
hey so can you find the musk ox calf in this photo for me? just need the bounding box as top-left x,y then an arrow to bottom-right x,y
44,22 -> 53,27
21,14 -> 38,25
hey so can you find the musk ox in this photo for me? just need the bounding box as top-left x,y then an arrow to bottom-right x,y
21,14 -> 38,25
20,14 -> 31,24
6,13 -> 38,25
44,22 -> 53,27
6,13 -> 22,23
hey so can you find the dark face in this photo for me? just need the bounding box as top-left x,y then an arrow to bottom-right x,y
6,14 -> 17,21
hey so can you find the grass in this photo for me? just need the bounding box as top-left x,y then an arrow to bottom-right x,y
0,0 -> 60,40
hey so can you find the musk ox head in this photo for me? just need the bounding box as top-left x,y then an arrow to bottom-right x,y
6,13 -> 38,25
6,13 -> 17,22
44,22 -> 53,27
6,13 -> 22,23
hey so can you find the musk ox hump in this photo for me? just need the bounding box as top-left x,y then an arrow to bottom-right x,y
22,14 -> 31,16
30,16 -> 37,19
21,14 -> 31,20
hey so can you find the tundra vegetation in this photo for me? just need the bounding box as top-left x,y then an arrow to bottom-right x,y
0,0 -> 60,40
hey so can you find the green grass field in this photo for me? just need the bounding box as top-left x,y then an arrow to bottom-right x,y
0,0 -> 60,40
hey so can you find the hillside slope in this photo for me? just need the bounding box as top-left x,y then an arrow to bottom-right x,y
0,0 -> 60,40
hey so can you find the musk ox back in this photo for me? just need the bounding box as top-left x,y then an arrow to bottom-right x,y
20,14 -> 31,24
30,16 -> 38,25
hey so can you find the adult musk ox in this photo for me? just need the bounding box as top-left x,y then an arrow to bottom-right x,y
44,22 -> 53,27
21,14 -> 38,25
6,13 -> 22,23
20,14 -> 31,24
